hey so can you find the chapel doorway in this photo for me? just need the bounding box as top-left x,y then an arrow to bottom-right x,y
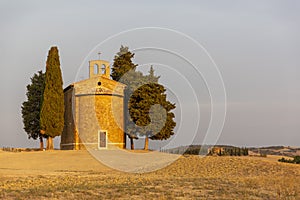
98,130 -> 107,149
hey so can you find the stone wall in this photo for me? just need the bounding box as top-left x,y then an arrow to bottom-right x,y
61,87 -> 75,150
76,94 -> 124,149
61,74 -> 125,150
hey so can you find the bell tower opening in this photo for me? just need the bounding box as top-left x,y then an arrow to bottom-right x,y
94,64 -> 99,75
89,60 -> 110,78
101,64 -> 106,75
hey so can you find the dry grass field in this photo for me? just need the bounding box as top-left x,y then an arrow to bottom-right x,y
0,149 -> 300,199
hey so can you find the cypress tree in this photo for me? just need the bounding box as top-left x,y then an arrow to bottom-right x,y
111,45 -> 137,81
245,147 -> 249,156
147,66 -> 160,83
237,148 -> 241,156
21,70 -> 46,150
112,46 -> 176,150
230,148 -> 233,156
129,68 -> 176,150
145,69 -> 176,149
40,46 -> 64,150
111,46 -> 140,149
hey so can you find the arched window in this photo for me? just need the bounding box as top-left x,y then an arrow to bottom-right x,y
94,64 -> 99,75
101,64 -> 106,74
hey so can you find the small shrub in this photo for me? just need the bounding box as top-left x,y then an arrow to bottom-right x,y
260,153 -> 267,157
278,157 -> 300,164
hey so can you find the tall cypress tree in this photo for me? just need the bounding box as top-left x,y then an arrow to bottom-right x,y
40,46 -> 64,150
111,46 -> 140,149
21,70 -> 46,150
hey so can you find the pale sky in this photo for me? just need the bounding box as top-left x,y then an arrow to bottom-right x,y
0,0 -> 299,149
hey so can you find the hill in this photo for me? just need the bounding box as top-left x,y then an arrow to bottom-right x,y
249,146 -> 300,157
0,150 -> 300,199
163,145 -> 300,157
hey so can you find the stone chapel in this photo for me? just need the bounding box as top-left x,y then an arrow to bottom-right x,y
60,59 -> 126,150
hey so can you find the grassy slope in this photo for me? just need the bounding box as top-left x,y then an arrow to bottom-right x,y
0,150 -> 300,199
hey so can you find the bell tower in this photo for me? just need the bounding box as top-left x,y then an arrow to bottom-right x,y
89,60 -> 110,78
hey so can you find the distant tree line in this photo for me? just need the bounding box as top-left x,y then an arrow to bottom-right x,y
183,146 -> 209,155
2,147 -> 22,152
278,156 -> 300,164
2,147 -> 42,152
162,145 -> 249,156
163,145 -> 210,155
207,147 -> 249,156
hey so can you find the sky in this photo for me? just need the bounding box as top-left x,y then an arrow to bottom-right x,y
0,0 -> 299,149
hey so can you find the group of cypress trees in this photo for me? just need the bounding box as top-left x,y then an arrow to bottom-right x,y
22,45 -> 175,151
207,147 -> 249,156
22,46 -> 64,150
278,156 -> 300,164
111,46 -> 176,150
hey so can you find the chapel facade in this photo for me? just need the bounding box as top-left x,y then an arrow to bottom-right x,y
60,59 -> 126,150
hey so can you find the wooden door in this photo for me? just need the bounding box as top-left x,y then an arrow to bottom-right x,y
99,131 -> 107,148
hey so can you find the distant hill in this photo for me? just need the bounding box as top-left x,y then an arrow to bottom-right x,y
162,145 -> 300,157
248,146 -> 300,157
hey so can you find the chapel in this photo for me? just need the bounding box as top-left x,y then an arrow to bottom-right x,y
60,59 -> 126,150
